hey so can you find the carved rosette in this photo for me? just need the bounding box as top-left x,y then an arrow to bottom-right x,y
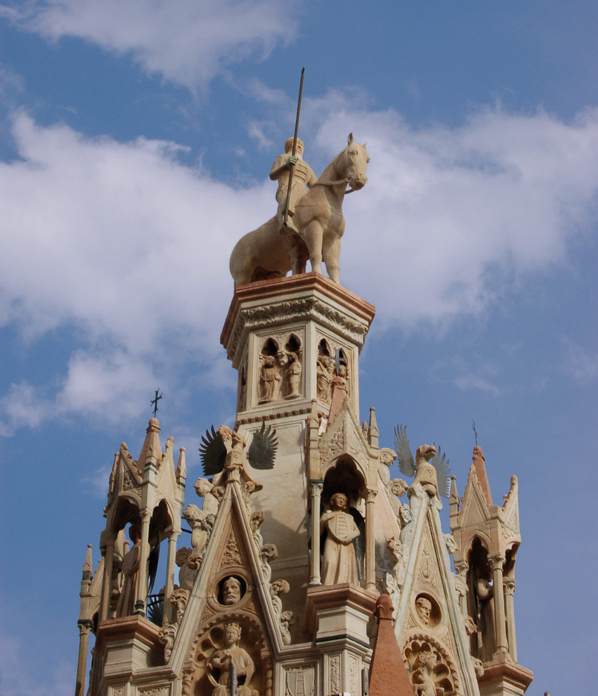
403,633 -> 460,696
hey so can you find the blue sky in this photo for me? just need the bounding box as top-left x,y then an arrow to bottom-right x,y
0,1 -> 596,694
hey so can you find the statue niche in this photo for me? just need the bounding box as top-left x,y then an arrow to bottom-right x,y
467,537 -> 496,662
282,334 -> 302,399
258,334 -> 303,404
316,339 -> 334,403
320,457 -> 366,586
258,338 -> 282,403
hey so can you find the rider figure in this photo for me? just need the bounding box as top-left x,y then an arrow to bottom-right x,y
269,137 -> 317,233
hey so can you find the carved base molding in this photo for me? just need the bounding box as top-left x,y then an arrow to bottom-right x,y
305,583 -> 377,647
477,653 -> 534,696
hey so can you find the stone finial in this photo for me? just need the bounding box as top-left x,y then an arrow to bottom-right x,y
369,594 -> 415,696
368,406 -> 380,447
176,447 -> 187,484
81,544 -> 93,580
471,445 -> 492,506
449,475 -> 460,519
137,417 -> 162,471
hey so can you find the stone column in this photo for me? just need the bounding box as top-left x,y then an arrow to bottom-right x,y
99,537 -> 114,622
365,489 -> 377,592
309,481 -> 324,585
504,577 -> 518,660
135,510 -> 151,615
490,554 -> 508,656
163,530 -> 178,625
75,621 -> 91,696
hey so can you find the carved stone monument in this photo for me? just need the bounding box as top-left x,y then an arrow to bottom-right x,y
75,129 -> 532,696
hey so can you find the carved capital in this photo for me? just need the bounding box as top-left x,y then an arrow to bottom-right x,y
366,488 -> 377,503
489,554 -> 505,572
311,480 -> 324,494
503,578 -> 516,595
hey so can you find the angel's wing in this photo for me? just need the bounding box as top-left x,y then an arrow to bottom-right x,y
198,426 -> 226,476
431,445 -> 451,498
394,424 -> 416,477
247,421 -> 278,470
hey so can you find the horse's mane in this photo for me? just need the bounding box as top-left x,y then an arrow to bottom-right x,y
318,145 -> 347,181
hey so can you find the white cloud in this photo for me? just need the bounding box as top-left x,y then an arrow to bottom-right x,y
0,112 -> 271,434
453,373 -> 500,396
315,106 -> 598,326
0,382 -> 50,436
565,340 -> 598,382
6,0 -> 297,90
2,101 -> 598,434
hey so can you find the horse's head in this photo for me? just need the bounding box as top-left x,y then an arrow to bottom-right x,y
340,132 -> 369,191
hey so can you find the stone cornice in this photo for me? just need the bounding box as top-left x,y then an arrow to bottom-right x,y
221,273 -> 376,362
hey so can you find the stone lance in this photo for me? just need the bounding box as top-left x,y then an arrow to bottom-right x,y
281,66 -> 305,232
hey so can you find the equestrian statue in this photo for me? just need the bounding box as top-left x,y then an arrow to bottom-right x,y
229,132 -> 369,286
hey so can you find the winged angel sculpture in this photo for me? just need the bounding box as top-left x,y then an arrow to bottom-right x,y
394,425 -> 451,498
199,422 -> 278,493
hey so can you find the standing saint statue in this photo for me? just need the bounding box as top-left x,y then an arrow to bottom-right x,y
316,353 -> 334,403
115,526 -> 141,617
258,354 -> 281,403
207,622 -> 258,696
320,492 -> 361,585
284,350 -> 302,399
270,137 -> 317,233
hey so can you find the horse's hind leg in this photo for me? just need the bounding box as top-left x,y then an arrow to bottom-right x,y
302,221 -> 324,275
289,237 -> 307,275
323,235 -> 341,283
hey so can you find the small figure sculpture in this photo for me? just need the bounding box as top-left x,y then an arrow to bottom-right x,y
316,354 -> 334,402
260,543 -> 278,583
413,650 -> 441,696
222,576 -> 242,605
207,622 -> 258,696
389,478 -> 409,498
183,504 -> 215,557
270,578 -> 290,616
199,423 -> 278,497
387,536 -> 406,587
269,137 -> 317,233
415,596 -> 433,626
320,492 -> 361,586
259,354 -> 282,403
395,425 -> 451,499
280,610 -> 294,646
159,623 -> 177,661
284,350 -> 302,399
176,547 -> 201,593
115,526 -> 141,617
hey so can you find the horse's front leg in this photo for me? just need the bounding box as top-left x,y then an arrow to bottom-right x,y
323,234 -> 341,283
302,221 -> 324,275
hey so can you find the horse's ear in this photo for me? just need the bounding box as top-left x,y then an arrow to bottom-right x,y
347,132 -> 354,145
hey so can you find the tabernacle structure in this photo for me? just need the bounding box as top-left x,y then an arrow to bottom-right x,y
76,133 -> 533,696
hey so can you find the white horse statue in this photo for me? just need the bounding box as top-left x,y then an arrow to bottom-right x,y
229,134 -> 369,286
